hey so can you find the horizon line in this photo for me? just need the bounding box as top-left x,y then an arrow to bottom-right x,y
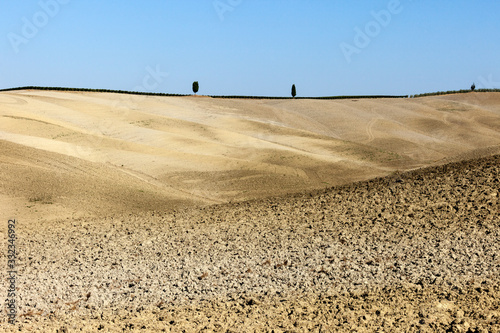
1,86 -> 499,100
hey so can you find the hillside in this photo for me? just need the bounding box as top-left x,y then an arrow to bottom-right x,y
0,90 -> 499,330
0,154 -> 498,331
1,90 -> 500,221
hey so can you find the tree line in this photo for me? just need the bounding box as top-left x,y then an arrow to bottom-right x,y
1,83 -> 498,99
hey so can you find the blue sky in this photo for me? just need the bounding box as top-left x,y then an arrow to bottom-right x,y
1,0 -> 499,97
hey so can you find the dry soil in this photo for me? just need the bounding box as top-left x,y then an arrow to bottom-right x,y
0,91 -> 499,332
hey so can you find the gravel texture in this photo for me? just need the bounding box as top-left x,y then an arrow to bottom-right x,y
1,155 -> 499,332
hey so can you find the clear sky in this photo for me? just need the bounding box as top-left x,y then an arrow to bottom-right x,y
1,0 -> 499,97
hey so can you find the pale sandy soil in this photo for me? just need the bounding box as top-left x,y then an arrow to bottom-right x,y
1,91 -> 500,220
0,91 -> 499,331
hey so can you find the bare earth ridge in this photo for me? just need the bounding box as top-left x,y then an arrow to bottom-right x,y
0,91 -> 499,331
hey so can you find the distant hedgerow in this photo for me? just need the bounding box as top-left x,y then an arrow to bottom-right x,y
1,85 -> 498,99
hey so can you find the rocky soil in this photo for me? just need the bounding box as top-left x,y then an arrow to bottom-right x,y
1,155 -> 499,332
